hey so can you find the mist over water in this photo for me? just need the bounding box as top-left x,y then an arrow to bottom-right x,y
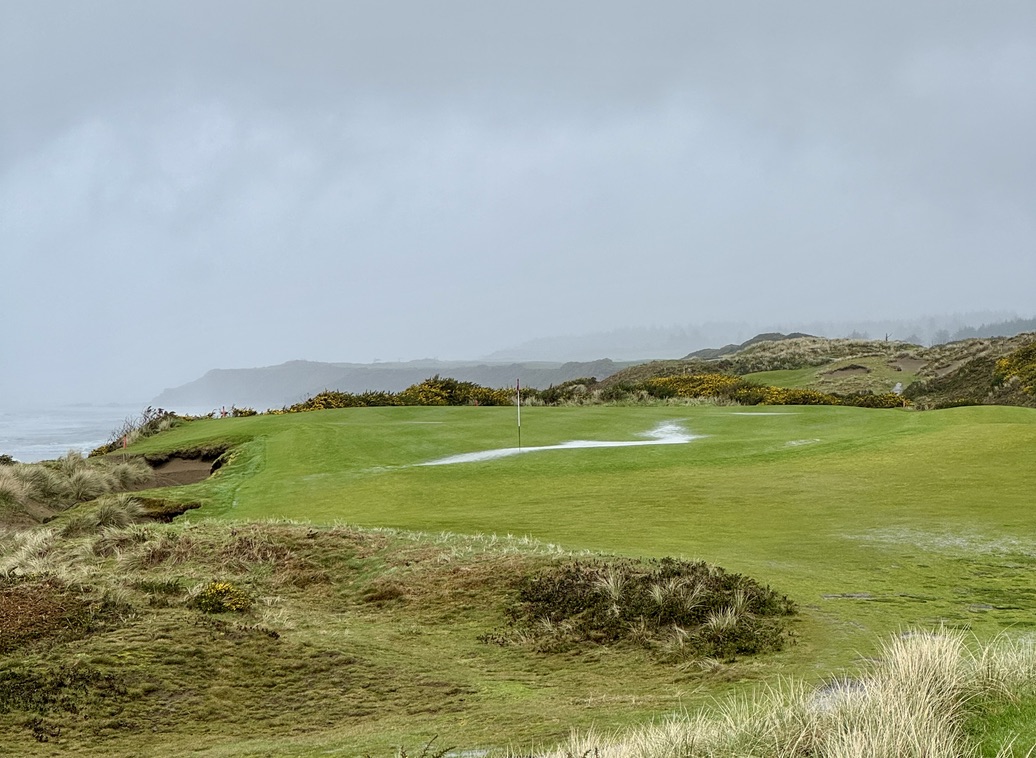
0,405 -> 139,462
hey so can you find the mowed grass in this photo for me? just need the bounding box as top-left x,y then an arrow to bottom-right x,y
130,403 -> 1036,672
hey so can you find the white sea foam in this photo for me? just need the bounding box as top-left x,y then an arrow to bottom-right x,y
420,422 -> 700,466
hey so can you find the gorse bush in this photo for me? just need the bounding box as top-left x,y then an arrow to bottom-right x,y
260,370 -> 909,418
646,374 -> 742,399
994,342 -> 1036,396
486,558 -> 795,660
269,376 -> 514,415
399,375 -> 513,406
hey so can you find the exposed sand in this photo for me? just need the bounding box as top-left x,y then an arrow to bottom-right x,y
892,357 -> 927,373
824,365 -> 870,377
143,458 -> 213,488
420,422 -> 700,467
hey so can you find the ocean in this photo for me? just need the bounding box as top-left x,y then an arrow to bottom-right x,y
0,404 -> 161,463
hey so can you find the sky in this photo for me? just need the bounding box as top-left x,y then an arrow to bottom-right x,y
2,1 -> 1034,406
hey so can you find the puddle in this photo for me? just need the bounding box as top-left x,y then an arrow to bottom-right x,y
420,422 -> 700,467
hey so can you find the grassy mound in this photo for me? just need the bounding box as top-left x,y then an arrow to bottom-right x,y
0,453 -> 153,523
906,341 -> 1036,409
487,557 -> 795,659
0,516 -> 796,755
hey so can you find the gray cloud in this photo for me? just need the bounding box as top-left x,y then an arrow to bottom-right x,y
2,1 -> 1034,405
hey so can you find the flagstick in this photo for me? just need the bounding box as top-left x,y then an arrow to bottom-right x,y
516,378 -> 522,450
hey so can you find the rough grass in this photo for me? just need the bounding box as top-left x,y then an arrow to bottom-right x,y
744,355 -> 920,395
82,402 -> 1036,752
0,455 -> 154,517
0,518 -> 796,755
120,404 -> 1036,667
5,517 -> 1031,755
537,630 -> 1036,758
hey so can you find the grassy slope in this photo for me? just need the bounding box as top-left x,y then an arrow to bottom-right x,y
129,405 -> 1036,670
4,523 -> 728,757
743,355 -> 919,393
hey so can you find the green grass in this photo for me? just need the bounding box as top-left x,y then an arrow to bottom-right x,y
79,403 -> 1034,752
744,355 -> 919,393
127,405 -> 1036,664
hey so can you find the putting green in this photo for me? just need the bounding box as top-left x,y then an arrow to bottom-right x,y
131,403 -> 1036,667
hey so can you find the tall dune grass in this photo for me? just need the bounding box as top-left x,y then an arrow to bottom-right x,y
0,454 -> 153,514
538,630 -> 1036,758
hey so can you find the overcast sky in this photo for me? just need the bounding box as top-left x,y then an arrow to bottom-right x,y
2,1 -> 1034,406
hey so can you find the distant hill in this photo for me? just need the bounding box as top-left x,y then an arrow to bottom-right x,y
153,359 -> 632,410
904,334 -> 1036,409
600,331 -> 1036,409
684,332 -> 815,360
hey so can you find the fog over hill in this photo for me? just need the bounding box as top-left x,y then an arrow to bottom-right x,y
484,313 -> 1033,362
154,359 -> 629,410
154,313 -> 1035,410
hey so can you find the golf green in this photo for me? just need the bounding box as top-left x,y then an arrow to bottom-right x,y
131,403 -> 1036,666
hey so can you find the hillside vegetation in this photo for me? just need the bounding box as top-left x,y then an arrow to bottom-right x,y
3,398 -> 1035,753
601,332 -> 1036,409
0,511 -> 796,755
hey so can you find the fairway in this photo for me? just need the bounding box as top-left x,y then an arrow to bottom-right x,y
132,404 -> 1036,668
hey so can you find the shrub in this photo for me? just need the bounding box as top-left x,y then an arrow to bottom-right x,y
90,406 -> 182,457
646,374 -> 742,399
230,406 -> 258,417
191,581 -> 253,614
994,342 -> 1036,396
533,378 -> 597,405
838,392 -> 908,408
487,557 -> 794,660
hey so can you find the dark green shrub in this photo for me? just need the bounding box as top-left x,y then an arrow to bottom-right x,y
535,378 -> 597,404
487,557 -> 794,659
